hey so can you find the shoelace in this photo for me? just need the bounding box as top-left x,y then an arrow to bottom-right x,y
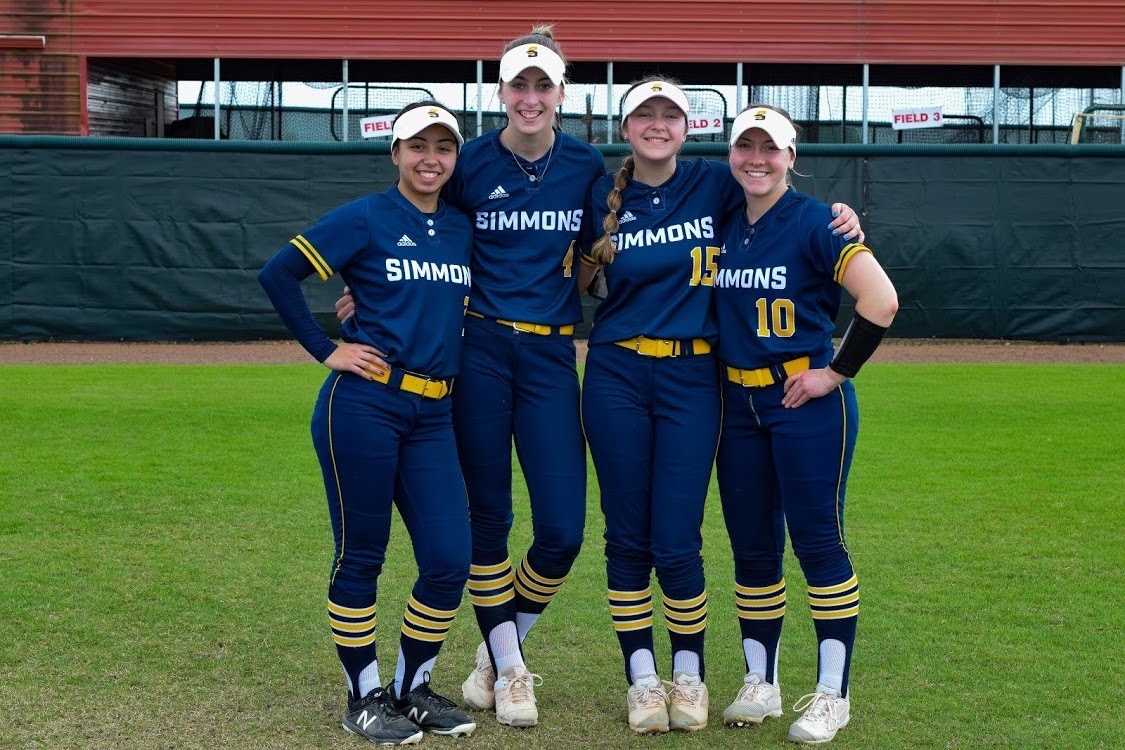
792,693 -> 839,730
506,671 -> 543,703
665,680 -> 705,705
737,680 -> 772,703
417,683 -> 457,709
633,683 -> 666,709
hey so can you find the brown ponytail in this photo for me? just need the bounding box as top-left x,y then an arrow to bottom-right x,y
590,155 -> 635,265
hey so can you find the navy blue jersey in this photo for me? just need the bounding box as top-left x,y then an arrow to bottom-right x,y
714,188 -> 872,368
582,159 -> 743,345
286,186 -> 473,377
444,129 -> 606,325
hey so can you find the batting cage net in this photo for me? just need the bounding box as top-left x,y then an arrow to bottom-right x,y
176,79 -> 1124,146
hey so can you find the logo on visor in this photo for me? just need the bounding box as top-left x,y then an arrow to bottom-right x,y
754,110 -> 767,120
427,108 -> 440,118
651,84 -> 663,92
526,45 -> 539,57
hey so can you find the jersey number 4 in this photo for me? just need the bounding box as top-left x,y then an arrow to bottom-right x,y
755,297 -> 796,337
689,246 -> 721,286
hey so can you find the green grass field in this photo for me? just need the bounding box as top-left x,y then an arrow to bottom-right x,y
1,363 -> 1122,749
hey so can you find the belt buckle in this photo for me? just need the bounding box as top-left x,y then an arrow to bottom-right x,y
665,339 -> 679,357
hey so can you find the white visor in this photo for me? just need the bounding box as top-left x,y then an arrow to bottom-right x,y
621,81 -> 691,119
499,43 -> 566,86
392,105 -> 464,147
729,107 -> 797,154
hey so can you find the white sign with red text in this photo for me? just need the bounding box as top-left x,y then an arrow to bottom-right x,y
360,114 -> 397,139
891,106 -> 943,130
688,112 -> 725,135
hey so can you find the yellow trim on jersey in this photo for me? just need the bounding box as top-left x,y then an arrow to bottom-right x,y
833,242 -> 870,284
333,631 -> 377,647
807,575 -> 859,596
290,234 -> 333,281
735,579 -> 786,596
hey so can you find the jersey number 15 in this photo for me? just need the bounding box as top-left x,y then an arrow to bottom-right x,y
689,246 -> 721,286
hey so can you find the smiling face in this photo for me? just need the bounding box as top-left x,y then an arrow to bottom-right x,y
729,127 -> 795,204
499,68 -> 564,138
622,97 -> 688,168
391,123 -> 458,210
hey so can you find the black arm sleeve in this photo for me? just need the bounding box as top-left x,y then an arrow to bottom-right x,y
828,312 -> 889,378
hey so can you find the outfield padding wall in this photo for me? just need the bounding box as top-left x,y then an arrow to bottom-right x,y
1,137 -> 1122,342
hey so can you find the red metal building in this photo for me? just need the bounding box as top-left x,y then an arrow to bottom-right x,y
3,1 -> 1124,135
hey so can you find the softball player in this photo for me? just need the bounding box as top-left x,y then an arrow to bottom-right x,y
713,104 -> 898,744
338,27 -> 606,728
259,101 -> 478,745
577,81 -> 863,735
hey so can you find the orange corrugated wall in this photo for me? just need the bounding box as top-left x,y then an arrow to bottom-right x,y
3,1 -> 1124,134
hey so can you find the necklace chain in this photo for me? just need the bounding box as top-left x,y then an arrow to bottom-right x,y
505,137 -> 555,184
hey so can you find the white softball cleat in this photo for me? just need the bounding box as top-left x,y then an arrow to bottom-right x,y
787,690 -> 850,744
626,675 -> 669,734
461,641 -> 496,710
723,672 -> 783,726
493,664 -> 541,727
666,672 -> 709,731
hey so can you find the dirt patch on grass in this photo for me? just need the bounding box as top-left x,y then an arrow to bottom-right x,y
1,339 -> 1122,365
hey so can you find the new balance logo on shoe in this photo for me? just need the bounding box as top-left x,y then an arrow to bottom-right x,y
620,210 -> 637,224
488,185 -> 510,200
406,707 -> 429,725
397,235 -> 417,247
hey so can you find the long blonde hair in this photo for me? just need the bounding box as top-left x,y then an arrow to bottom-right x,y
589,76 -> 683,265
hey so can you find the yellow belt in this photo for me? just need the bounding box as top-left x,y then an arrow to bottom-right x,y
371,367 -> 451,400
467,311 -> 575,336
615,336 -> 712,358
725,356 -> 811,388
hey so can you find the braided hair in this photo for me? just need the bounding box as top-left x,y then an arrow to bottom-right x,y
589,76 -> 685,265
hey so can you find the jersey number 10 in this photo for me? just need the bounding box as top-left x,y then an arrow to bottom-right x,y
755,297 -> 796,338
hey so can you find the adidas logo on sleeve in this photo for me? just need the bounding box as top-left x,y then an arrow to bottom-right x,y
397,235 -> 417,247
488,185 -> 510,200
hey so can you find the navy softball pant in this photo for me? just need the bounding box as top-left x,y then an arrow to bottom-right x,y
453,314 -> 587,643
716,366 -> 860,694
312,371 -> 471,699
582,343 -> 720,683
